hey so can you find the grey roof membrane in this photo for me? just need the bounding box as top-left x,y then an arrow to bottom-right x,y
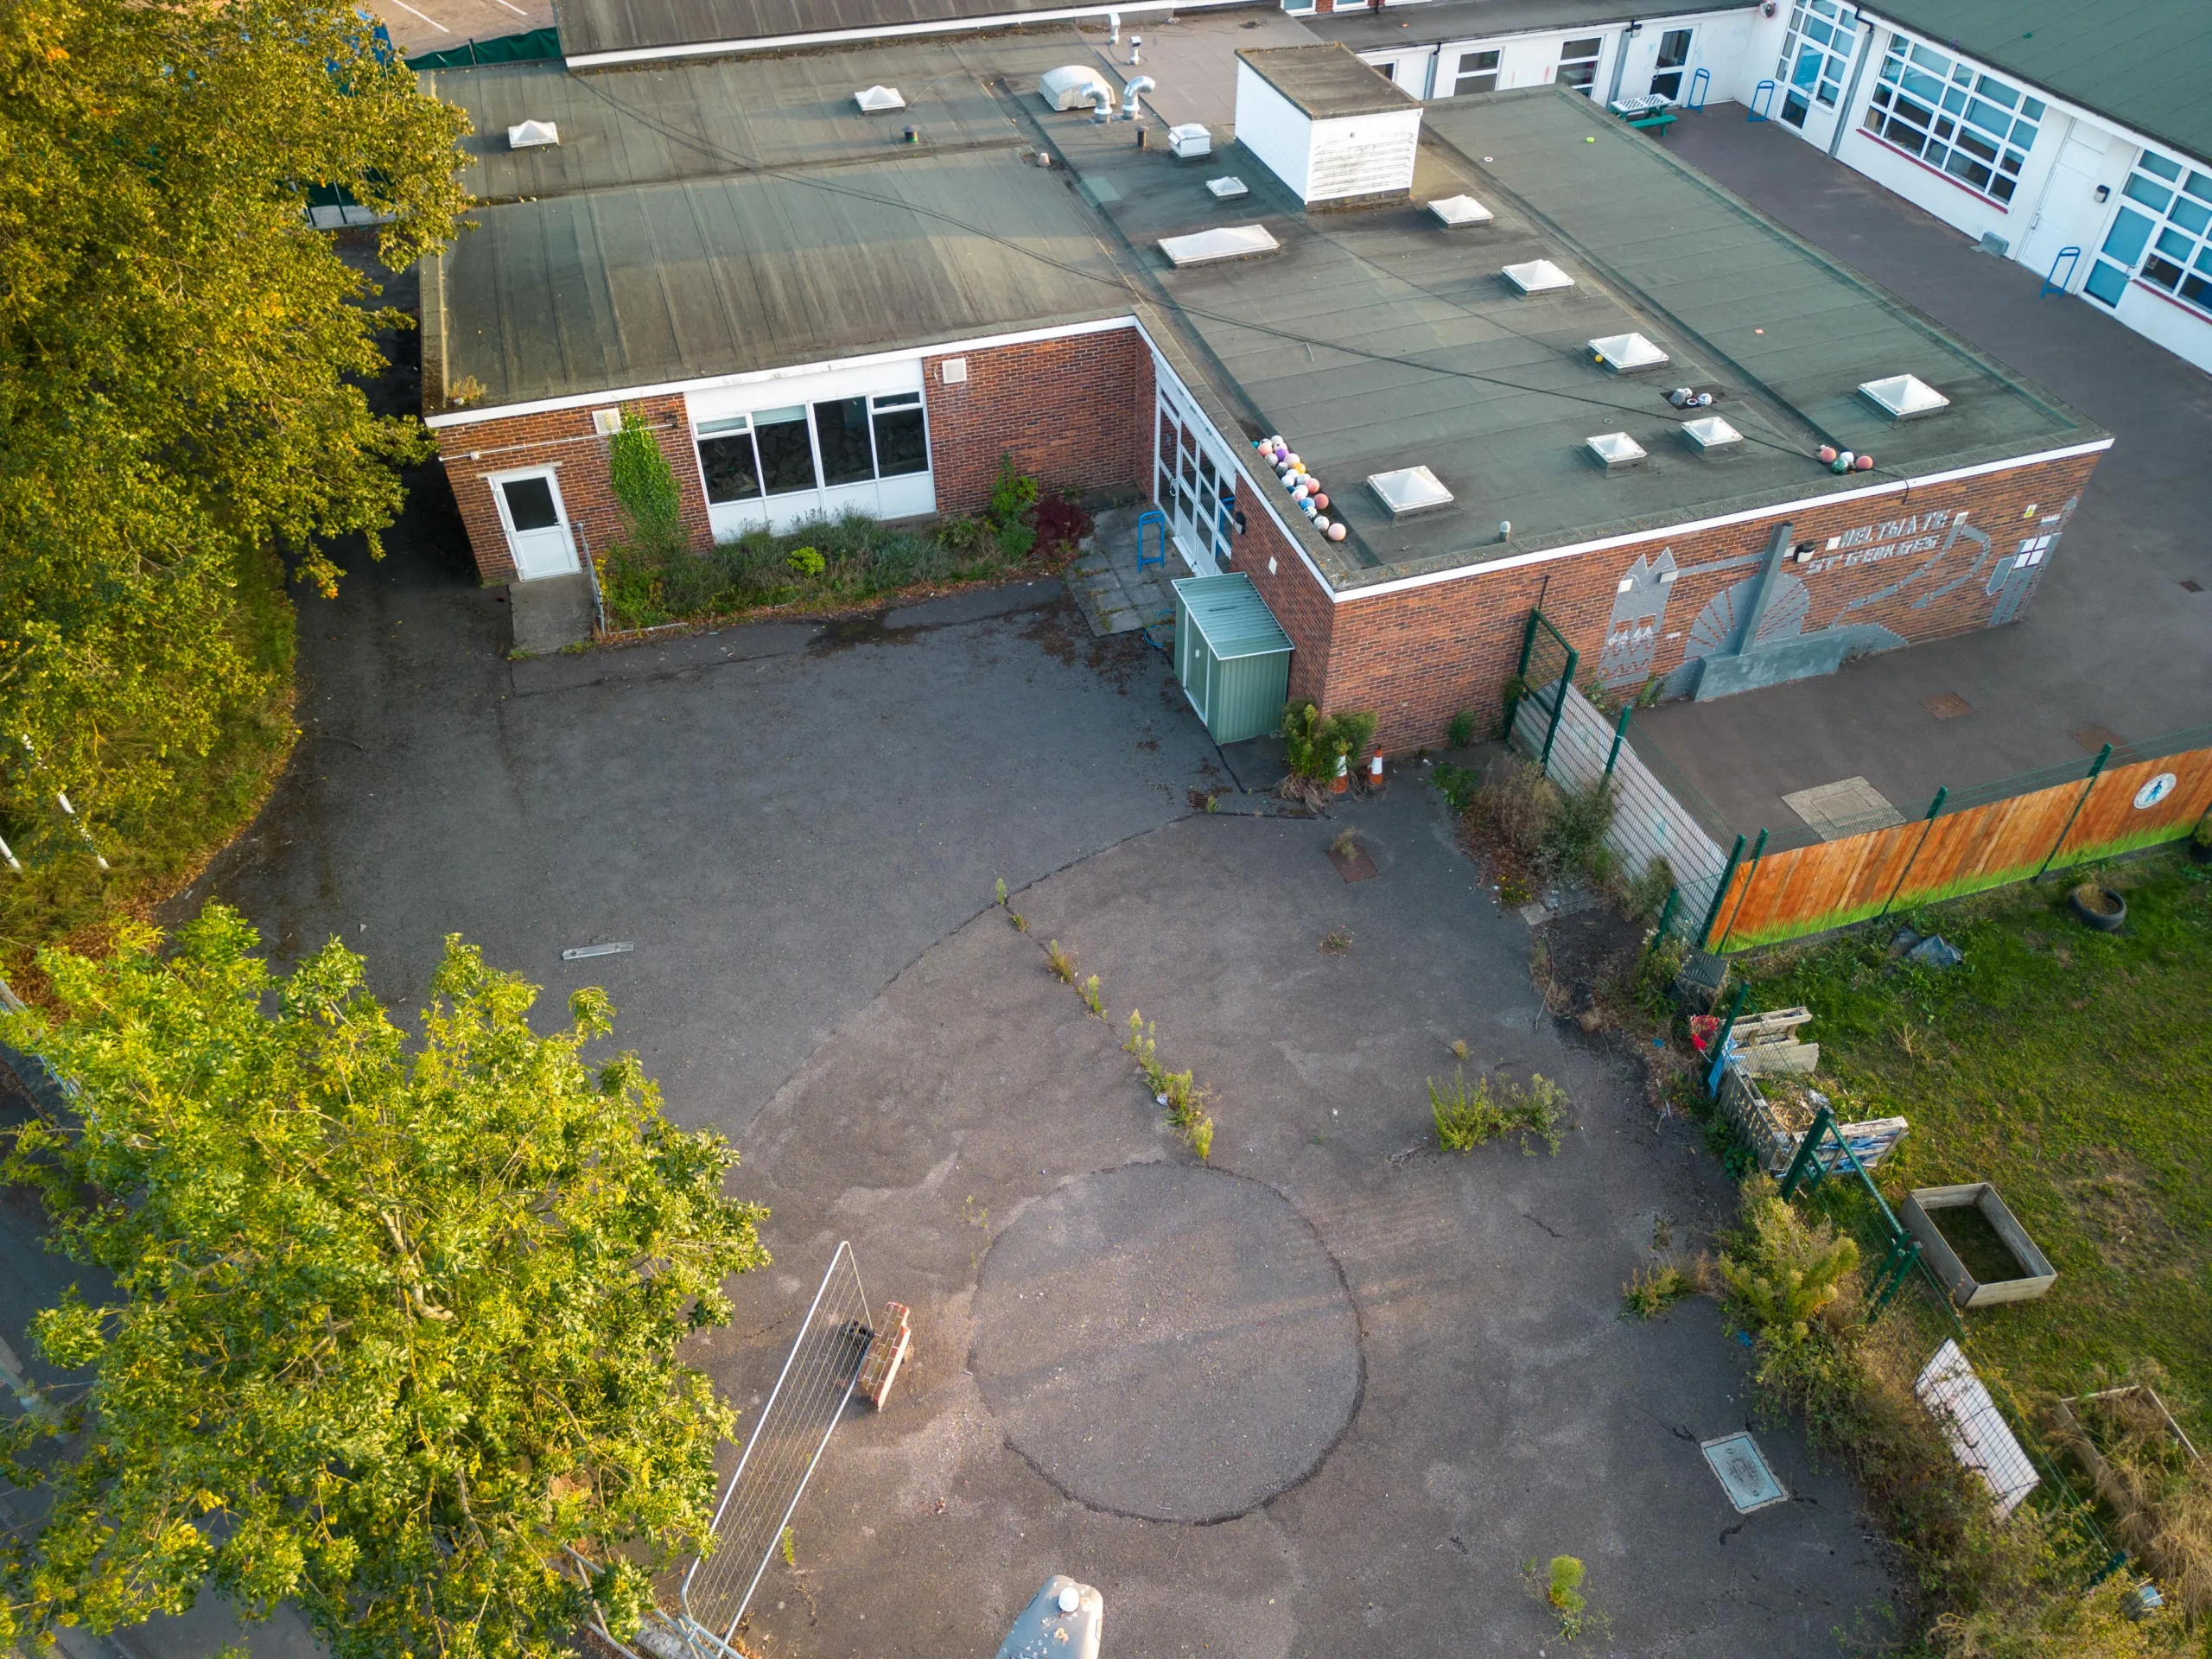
427,38 -> 2101,588
1302,0 -> 1719,54
551,0 -> 1240,62
1236,42 -> 1420,120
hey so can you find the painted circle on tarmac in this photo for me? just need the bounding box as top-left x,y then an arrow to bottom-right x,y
2133,772 -> 2177,810
972,1162 -> 1360,1522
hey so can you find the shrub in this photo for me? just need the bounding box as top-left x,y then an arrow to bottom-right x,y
1546,1555 -> 1588,1639
986,455 -> 1040,529
608,411 -> 683,549
1280,702 -> 1379,783
1543,777 -> 1616,876
1622,1263 -> 1694,1319
1625,855 -> 1675,922
1719,1185 -> 1859,1347
786,545 -> 824,577
1429,1069 -> 1567,1155
1030,495 -> 1093,557
1446,709 -> 1478,749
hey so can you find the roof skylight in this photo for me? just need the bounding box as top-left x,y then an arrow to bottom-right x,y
1159,225 -> 1281,268
1681,416 -> 1742,451
1367,465 -> 1453,517
1428,194 -> 1494,227
1859,373 -> 1949,420
1588,332 -> 1669,372
854,86 -> 906,112
1586,432 -> 1648,469
1503,259 -> 1574,295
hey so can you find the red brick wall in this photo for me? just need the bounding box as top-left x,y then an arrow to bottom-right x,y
924,328 -> 1152,516
1224,476 -> 1338,707
1319,447 -> 2103,753
435,394 -> 708,585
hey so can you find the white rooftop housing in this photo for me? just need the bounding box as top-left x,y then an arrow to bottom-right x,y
1039,65 -> 1112,112
1367,465 -> 1453,517
1586,432 -> 1649,468
854,85 -> 906,113
1205,176 -> 1249,200
1588,332 -> 1669,372
506,120 -> 560,150
1859,373 -> 1951,420
1427,194 -> 1494,227
1681,415 -> 1743,451
1167,124 -> 1212,159
1234,45 -> 1421,209
1159,225 -> 1281,268
1503,259 -> 1573,295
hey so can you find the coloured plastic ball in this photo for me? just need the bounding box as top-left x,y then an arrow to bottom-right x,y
1313,514 -> 1331,531
1854,454 -> 1874,470
1817,445 -> 1838,464
1327,524 -> 1347,542
1312,493 -> 1328,511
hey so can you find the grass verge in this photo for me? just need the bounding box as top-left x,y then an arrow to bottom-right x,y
1,547 -> 296,997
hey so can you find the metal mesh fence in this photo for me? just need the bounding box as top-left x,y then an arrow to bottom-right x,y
679,1243 -> 874,1647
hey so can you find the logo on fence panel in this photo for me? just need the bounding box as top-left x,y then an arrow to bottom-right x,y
2133,772 -> 2177,810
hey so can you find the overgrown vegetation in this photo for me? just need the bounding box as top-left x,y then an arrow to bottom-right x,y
1278,702 -> 1378,804
1428,1068 -> 1568,1155
1622,1262 -> 1695,1319
1124,1011 -> 1215,1160
1446,759 -> 1624,907
601,455 -> 1085,631
2047,1375 -> 2212,1621
1524,1554 -> 1598,1642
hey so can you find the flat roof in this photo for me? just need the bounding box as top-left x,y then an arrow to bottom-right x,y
426,39 -> 2102,590
1301,0 -> 1729,53
1236,42 -> 1420,120
550,0 -> 1246,66
1860,1 -> 2212,167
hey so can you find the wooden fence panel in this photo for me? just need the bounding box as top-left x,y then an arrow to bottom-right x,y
1709,743 -> 2212,951
2049,749 -> 2212,868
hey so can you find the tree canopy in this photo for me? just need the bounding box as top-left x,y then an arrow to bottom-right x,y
0,0 -> 469,861
0,909 -> 769,1658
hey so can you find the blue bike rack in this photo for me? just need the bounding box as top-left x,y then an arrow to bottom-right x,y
1135,508 -> 1169,572
1748,79 -> 1776,123
1687,67 -> 1710,112
2039,245 -> 2082,298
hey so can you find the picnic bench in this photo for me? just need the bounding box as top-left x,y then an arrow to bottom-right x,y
1607,93 -> 1678,137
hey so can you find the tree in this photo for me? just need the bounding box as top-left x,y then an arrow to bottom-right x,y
0,0 -> 469,868
0,908 -> 769,1658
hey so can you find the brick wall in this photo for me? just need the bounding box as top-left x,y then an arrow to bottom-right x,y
435,394 -> 707,585
1316,447 -> 2102,753
1223,477 -> 1338,707
924,329 -> 1153,517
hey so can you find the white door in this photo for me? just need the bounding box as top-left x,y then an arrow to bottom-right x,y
493,470 -> 579,579
2017,125 -> 2111,283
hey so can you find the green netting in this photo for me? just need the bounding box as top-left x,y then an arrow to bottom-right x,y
407,27 -> 561,69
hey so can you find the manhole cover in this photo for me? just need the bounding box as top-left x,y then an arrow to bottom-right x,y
973,1164 -> 1360,1522
1701,1431 -> 1789,1513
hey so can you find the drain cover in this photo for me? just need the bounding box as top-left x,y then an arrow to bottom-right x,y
1701,1432 -> 1789,1513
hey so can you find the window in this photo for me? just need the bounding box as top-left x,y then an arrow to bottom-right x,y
1776,0 -> 1859,128
1862,36 -> 2042,205
814,397 -> 874,487
1556,38 -> 1602,93
1453,48 -> 1499,95
696,416 -> 762,504
2085,152 -> 2212,316
501,475 -> 559,531
753,406 -> 818,496
1650,29 -> 1692,100
872,392 -> 928,477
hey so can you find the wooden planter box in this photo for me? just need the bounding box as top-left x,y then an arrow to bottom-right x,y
1902,1183 -> 2057,1307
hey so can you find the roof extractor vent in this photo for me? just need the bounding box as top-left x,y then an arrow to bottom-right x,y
1681,415 -> 1742,451
1503,258 -> 1573,295
1159,224 -> 1281,267
507,120 -> 560,150
1040,65 -> 1113,111
855,85 -> 906,113
1428,194 -> 1493,226
1859,373 -> 1949,420
1588,332 -> 1669,373
1206,176 -> 1249,200
1367,464 -> 1453,517
1586,432 -> 1649,469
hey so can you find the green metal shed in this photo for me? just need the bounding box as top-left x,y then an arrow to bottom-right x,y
1173,575 -> 1294,745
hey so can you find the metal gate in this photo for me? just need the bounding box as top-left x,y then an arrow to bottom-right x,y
676,1242 -> 876,1653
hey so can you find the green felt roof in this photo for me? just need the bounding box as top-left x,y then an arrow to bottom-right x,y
1174,575 -> 1294,661
1861,0 -> 2212,165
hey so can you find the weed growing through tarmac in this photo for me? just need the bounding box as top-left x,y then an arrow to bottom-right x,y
1429,1069 -> 1567,1155
1080,974 -> 1104,1017
1448,1039 -> 1470,1061
994,877 -> 1007,907
1045,939 -> 1077,983
1319,927 -> 1352,956
1524,1554 -> 1601,1642
1621,1263 -> 1694,1319
1124,1010 -> 1215,1160
1008,912 -> 1028,932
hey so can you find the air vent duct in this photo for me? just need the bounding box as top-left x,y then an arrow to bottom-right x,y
1039,65 -> 1112,111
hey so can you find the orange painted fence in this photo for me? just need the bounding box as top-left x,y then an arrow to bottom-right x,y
1706,736 -> 2212,952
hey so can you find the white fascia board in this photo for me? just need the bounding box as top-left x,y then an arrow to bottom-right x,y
1328,438 -> 2114,605
564,0 -> 1243,69
424,315 -> 1139,429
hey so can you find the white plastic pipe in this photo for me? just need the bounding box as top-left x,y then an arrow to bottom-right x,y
1122,75 -> 1154,119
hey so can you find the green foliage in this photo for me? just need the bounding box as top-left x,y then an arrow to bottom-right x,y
1446,710 -> 1478,749
1522,1554 -> 1597,1642
995,877 -> 1008,907
1622,1264 -> 1693,1319
1046,938 -> 1077,984
1625,855 -> 1675,922
985,455 -> 1040,530
0,0 -> 468,938
601,510 -> 1035,631
0,908 -> 768,1659
607,412 -> 684,549
1280,702 -> 1380,783
1719,1185 -> 1859,1346
1428,1069 -> 1568,1156
1080,975 -> 1104,1018
2193,811 -> 2212,849
1123,1010 -> 1214,1160
1433,763 -> 1481,811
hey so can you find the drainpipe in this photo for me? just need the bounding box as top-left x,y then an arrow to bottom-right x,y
1826,18 -> 1877,158
1729,521 -> 1795,657
1122,75 -> 1155,121
1605,26 -> 1633,108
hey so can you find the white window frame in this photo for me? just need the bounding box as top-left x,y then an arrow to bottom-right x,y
1860,33 -> 2045,208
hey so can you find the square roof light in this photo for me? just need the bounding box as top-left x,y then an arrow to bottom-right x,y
1681,415 -> 1742,451
1206,176 -> 1249,200
1586,432 -> 1649,469
1503,258 -> 1574,295
854,85 -> 906,112
1588,332 -> 1669,372
1159,224 -> 1281,267
1368,465 -> 1454,517
1859,373 -> 1950,420
507,119 -> 560,149
1428,194 -> 1494,226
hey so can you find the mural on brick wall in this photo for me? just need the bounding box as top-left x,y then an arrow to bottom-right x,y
1597,548 -> 1677,687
